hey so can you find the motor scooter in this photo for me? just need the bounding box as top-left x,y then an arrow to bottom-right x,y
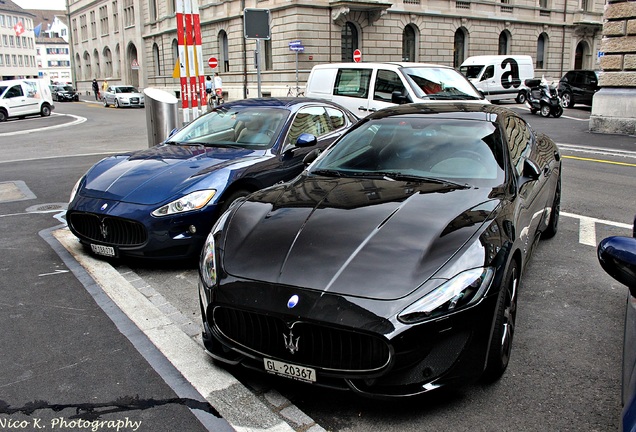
524,78 -> 563,118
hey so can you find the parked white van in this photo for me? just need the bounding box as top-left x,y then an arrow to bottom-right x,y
459,55 -> 534,103
0,79 -> 54,122
305,62 -> 487,118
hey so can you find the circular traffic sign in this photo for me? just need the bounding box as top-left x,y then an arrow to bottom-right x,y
208,57 -> 218,69
353,49 -> 362,63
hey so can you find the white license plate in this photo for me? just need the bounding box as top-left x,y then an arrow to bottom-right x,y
91,244 -> 116,257
264,358 -> 316,383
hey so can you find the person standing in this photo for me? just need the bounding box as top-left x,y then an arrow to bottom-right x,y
102,80 -> 108,94
213,73 -> 223,99
92,79 -> 99,100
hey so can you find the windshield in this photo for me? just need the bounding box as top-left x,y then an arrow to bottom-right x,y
116,86 -> 138,93
167,106 -> 288,149
402,67 -> 482,100
459,65 -> 484,80
56,85 -> 74,91
310,116 -> 506,186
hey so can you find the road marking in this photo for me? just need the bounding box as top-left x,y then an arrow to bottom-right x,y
38,269 -> 70,277
562,212 -> 633,246
562,155 -> 636,167
0,113 -> 87,137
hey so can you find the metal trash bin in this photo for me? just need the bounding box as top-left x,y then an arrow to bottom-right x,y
144,88 -> 179,147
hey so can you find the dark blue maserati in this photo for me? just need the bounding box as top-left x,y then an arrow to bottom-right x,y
66,98 -> 357,260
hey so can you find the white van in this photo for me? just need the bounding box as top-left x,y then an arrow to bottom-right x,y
459,55 -> 534,103
0,79 -> 54,122
305,62 -> 487,118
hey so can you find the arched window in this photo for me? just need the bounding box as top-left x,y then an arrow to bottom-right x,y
536,33 -> 548,69
103,47 -> 112,77
218,30 -> 229,72
149,0 -> 158,21
574,40 -> 590,69
453,28 -> 467,68
402,25 -> 417,62
498,31 -> 511,55
93,49 -> 100,78
75,53 -> 82,81
341,22 -> 358,62
83,51 -> 92,80
114,43 -> 121,78
153,43 -> 161,76
172,38 -> 178,66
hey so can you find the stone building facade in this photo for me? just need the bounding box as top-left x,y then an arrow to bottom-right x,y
67,0 -> 604,101
590,0 -> 636,135
0,0 -> 38,80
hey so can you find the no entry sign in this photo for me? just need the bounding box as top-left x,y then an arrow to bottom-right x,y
208,57 -> 218,69
353,49 -> 362,63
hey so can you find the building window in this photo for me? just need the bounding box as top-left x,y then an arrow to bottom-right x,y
100,6 -> 109,36
218,30 -> 229,72
2,35 -> 7,46
16,36 -> 20,47
104,47 -> 113,77
9,35 -> 14,47
150,0 -> 158,21
402,25 -> 417,62
123,0 -> 134,27
341,22 -> 358,62
72,18 -> 78,43
112,1 -> 119,33
90,11 -> 97,39
581,0 -> 591,11
80,14 -> 88,41
172,38 -> 178,67
153,43 -> 161,76
536,33 -> 547,69
501,0 -> 513,13
0,15 -> 4,27
498,31 -> 510,55
453,28 -> 467,68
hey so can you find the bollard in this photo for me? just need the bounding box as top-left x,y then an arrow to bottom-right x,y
143,88 -> 179,147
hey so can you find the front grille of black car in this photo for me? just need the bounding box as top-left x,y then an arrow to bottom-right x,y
68,212 -> 147,246
213,306 -> 391,372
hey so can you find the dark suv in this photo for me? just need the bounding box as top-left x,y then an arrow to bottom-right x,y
557,70 -> 599,108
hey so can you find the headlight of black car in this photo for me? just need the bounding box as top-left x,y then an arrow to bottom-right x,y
398,267 -> 494,324
200,230 -> 217,288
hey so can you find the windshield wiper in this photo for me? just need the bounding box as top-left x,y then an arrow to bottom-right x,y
353,171 -> 470,188
311,169 -> 343,177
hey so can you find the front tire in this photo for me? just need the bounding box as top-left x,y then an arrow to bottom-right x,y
115,99 -> 120,108
217,189 -> 251,217
482,260 -> 519,383
540,104 -> 551,117
0,109 -> 7,122
552,105 -> 563,118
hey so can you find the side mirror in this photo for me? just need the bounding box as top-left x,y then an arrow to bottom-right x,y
520,159 -> 541,185
598,236 -> 636,295
295,133 -> 317,148
391,90 -> 409,105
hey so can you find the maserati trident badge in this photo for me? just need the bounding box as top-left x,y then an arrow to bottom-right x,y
283,330 -> 300,354
100,203 -> 108,211
99,221 -> 108,240
287,294 -> 299,309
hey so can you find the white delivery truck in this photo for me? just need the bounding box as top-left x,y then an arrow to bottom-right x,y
305,62 -> 487,118
0,79 -> 54,122
459,55 -> 534,103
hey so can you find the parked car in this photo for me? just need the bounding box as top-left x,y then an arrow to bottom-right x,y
0,79 -> 54,122
199,102 -> 562,398
597,216 -> 636,432
102,85 -> 145,108
67,98 -> 357,260
50,84 -> 79,102
557,70 -> 600,108
459,55 -> 534,103
305,62 -> 487,118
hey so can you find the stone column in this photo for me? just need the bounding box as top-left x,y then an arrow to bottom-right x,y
589,0 -> 636,136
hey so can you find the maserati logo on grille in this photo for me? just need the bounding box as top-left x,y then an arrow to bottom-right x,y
100,203 -> 108,211
287,295 -> 299,309
99,221 -> 108,240
283,330 -> 300,355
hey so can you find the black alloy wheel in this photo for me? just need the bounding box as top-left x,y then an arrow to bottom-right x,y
561,91 -> 574,108
553,105 -> 563,118
482,260 -> 519,383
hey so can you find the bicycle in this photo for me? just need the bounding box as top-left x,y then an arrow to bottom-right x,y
286,85 -> 304,97
207,89 -> 225,111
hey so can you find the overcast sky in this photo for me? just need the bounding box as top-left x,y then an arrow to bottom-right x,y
13,0 -> 66,10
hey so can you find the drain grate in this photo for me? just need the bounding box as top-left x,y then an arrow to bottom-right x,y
25,203 -> 68,213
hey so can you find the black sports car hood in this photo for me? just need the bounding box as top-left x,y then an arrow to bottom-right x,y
80,145 -> 264,205
222,177 -> 499,300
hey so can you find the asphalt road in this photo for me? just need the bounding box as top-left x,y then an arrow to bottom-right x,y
0,99 -> 635,432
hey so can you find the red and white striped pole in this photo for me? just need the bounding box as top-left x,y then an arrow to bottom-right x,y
176,0 -> 189,123
191,0 -> 206,108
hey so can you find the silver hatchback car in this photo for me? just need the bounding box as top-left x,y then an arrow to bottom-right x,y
103,85 -> 145,108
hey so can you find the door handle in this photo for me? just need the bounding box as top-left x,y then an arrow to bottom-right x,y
358,106 -> 368,111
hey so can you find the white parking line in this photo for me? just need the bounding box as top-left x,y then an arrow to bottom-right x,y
0,113 -> 87,137
562,211 -> 633,246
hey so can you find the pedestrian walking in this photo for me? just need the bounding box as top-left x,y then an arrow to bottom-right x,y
92,79 -> 99,101
102,80 -> 108,93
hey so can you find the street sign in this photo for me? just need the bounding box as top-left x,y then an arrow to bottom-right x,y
289,40 -> 304,51
131,59 -> 140,70
353,49 -> 362,63
244,8 -> 271,39
208,57 -> 218,68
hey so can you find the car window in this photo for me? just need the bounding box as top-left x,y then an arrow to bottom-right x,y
5,85 -> 23,98
333,68 -> 372,99
459,65 -> 484,80
482,65 -> 495,81
502,114 -> 533,177
287,106 -> 334,144
373,69 -> 405,102
326,107 -> 346,130
402,66 -> 481,99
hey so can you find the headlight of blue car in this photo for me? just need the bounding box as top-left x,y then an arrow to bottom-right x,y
152,190 -> 216,217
